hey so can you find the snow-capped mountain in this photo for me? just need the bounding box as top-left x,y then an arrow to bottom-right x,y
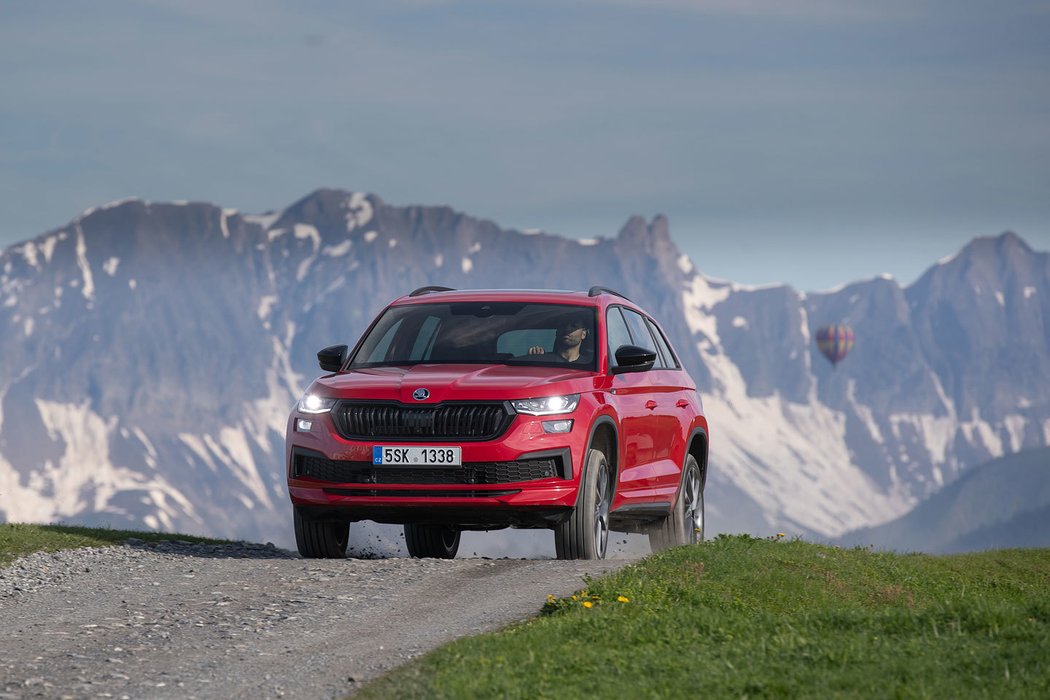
1,189 -> 1047,549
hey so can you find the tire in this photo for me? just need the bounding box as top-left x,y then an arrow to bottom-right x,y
294,506 -> 350,558
404,523 -> 461,559
554,448 -> 612,560
649,454 -> 704,553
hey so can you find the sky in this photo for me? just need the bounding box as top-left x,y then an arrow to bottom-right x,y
1,0 -> 1048,291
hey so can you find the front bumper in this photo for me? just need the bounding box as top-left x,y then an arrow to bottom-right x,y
286,409 -> 587,528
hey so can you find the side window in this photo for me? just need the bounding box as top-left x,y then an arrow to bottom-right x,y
605,307 -> 633,368
646,318 -> 680,369
622,308 -> 658,354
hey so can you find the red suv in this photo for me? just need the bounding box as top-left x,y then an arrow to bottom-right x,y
286,286 -> 709,560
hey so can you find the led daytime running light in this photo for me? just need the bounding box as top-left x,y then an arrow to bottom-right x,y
511,394 -> 580,416
298,394 -> 336,414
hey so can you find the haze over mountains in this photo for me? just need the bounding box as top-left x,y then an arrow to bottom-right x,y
1,189 -> 1047,552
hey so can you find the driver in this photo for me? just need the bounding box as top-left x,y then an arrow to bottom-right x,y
528,313 -> 589,363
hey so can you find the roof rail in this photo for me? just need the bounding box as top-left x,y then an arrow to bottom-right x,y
409,285 -> 456,297
587,286 -> 631,301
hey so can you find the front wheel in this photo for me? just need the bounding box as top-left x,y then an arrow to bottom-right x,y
649,454 -> 704,552
404,523 -> 461,558
294,506 -> 350,558
555,448 -> 611,560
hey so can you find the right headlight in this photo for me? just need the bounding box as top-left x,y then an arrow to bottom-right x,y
510,394 -> 580,416
298,393 -> 336,414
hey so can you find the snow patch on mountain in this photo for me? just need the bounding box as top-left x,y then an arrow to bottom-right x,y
323,241 -> 352,257
294,224 -> 320,252
245,212 -> 282,230
132,427 -> 159,470
13,399 -> 199,529
257,295 -> 277,323
345,192 -> 373,231
1003,414 -> 1027,452
960,408 -> 1004,456
701,347 -> 912,535
682,275 -> 731,347
220,209 -> 235,238
19,242 -> 40,269
848,379 -> 883,442
293,224 -> 321,281
74,224 -> 95,302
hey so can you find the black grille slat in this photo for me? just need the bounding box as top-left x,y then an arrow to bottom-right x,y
332,402 -> 512,441
294,455 -> 558,485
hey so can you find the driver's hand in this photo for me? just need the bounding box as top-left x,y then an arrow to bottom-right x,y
528,346 -> 544,354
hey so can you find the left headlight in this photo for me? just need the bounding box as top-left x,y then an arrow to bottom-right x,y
298,393 -> 336,414
511,394 -> 580,416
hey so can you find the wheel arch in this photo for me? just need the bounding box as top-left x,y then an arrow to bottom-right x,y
687,427 -> 709,490
586,415 -> 619,494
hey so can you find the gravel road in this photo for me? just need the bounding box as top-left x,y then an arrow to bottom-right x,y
0,540 -> 634,699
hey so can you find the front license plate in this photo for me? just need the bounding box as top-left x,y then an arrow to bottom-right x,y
373,446 -> 462,466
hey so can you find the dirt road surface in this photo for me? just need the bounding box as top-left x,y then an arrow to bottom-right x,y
0,541 -> 634,699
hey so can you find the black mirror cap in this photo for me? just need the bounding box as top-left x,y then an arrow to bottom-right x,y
317,344 -> 348,373
611,344 -> 657,374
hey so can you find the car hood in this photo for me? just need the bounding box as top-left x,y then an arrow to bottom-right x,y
311,364 -> 592,404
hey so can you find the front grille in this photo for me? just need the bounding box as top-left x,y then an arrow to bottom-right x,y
293,454 -> 560,484
332,402 -> 513,441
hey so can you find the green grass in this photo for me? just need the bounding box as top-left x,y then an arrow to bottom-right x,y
356,535 -> 1050,699
0,523 -> 233,567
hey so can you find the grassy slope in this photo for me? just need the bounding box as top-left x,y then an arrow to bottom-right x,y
0,523 -> 232,567
358,535 -> 1050,699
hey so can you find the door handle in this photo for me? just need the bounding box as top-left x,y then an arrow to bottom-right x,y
676,399 -> 690,408
645,400 -> 658,410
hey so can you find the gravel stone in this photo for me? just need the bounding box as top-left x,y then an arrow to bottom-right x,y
0,540 -> 633,698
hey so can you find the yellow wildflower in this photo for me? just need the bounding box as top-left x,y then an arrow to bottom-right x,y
582,601 -> 593,608
617,595 -> 630,603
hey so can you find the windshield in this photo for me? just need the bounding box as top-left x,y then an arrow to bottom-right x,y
349,302 -> 597,370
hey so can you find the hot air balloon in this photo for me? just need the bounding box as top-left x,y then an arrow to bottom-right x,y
816,324 -> 854,367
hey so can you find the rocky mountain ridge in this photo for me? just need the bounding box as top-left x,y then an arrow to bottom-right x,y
1,189 -> 1046,550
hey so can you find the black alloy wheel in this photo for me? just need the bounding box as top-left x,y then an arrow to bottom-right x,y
555,448 -> 612,560
649,454 -> 703,552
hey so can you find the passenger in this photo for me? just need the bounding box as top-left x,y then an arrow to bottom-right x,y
528,314 -> 590,363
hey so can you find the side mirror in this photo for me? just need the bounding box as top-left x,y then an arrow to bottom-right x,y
317,344 -> 348,373
611,344 -> 657,374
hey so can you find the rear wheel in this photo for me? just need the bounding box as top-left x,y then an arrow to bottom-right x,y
294,506 -> 350,558
649,454 -> 703,552
404,523 -> 461,558
555,448 -> 611,560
